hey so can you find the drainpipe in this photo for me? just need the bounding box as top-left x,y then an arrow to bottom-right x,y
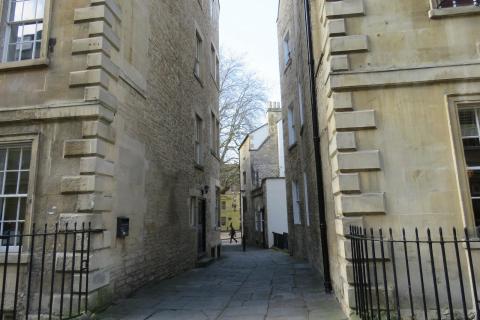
303,0 -> 332,293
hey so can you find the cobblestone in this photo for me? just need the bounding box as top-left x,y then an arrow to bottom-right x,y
97,246 -> 347,320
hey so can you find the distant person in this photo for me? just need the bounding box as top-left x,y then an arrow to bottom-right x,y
229,223 -> 238,243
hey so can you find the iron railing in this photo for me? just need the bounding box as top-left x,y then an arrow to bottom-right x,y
0,223 -> 100,320
273,232 -> 288,250
348,226 -> 480,320
437,0 -> 479,8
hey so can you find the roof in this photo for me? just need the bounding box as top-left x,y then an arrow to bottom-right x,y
238,124 -> 268,150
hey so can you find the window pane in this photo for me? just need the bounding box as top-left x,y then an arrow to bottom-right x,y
36,0 -> 44,18
20,42 -> 34,60
7,148 -> 21,170
9,0 -> 24,22
473,199 -> 480,226
2,222 -> 16,245
3,198 -> 18,221
4,172 -> 18,194
8,24 -> 22,44
22,23 -> 35,42
7,43 -> 21,62
22,0 -> 37,21
18,198 -> 26,220
464,146 -> 480,167
0,150 -> 6,171
21,148 -> 31,170
35,22 -> 43,41
18,172 -> 29,194
459,109 -> 478,137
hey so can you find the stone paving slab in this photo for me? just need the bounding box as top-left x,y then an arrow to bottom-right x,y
97,246 -> 348,320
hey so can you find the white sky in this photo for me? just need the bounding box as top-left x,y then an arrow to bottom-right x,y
219,0 -> 281,103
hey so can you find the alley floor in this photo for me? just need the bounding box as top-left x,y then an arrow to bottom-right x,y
97,245 -> 347,320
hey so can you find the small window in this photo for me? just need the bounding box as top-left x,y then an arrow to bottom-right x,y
298,81 -> 305,126
215,55 -> 220,83
436,0 -> 478,8
209,112 -> 219,155
194,115 -> 203,165
283,32 -> 291,66
210,44 -> 216,81
221,201 -> 226,210
194,31 -> 202,79
190,197 -> 197,227
255,208 -> 264,232
0,144 -> 32,245
215,187 -> 220,227
303,173 -> 310,226
220,216 -> 226,226
1,0 -> 45,63
243,171 -> 246,185
287,104 -> 296,146
292,181 -> 301,225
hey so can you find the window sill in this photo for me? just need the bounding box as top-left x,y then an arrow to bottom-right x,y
429,5 -> 480,18
194,163 -> 205,171
0,58 -> 49,72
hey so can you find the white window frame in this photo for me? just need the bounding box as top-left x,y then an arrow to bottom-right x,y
283,31 -> 291,66
298,81 -> 305,127
0,0 -> 53,69
0,135 -> 38,251
194,30 -> 203,80
292,181 -> 301,225
303,172 -> 310,226
194,114 -> 203,166
287,104 -> 296,146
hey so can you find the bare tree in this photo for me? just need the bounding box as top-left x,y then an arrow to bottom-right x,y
219,50 -> 268,192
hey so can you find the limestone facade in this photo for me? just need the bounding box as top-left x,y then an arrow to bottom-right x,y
239,105 -> 287,248
278,0 -> 480,315
0,0 -> 220,315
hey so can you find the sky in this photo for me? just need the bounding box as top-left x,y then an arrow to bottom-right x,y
219,0 -> 281,103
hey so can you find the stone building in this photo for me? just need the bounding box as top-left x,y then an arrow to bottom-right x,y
239,103 -> 289,248
0,0 -> 220,316
220,188 -> 241,233
278,0 -> 480,316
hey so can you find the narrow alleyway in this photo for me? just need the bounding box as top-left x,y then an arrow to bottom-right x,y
98,245 -> 347,320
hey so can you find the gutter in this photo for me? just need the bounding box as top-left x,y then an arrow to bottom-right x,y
303,0 -> 332,293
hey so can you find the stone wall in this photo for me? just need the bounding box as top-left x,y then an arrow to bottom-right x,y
278,0 -> 480,315
0,0 -> 220,314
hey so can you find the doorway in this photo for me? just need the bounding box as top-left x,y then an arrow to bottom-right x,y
197,198 -> 207,257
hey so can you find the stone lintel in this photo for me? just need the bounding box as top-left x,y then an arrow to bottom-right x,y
80,157 -> 114,176
337,150 -> 381,172
72,37 -> 112,57
84,86 -> 117,111
336,192 -> 386,216
64,139 -> 108,158
332,173 -> 360,194
69,69 -> 110,89
74,5 -> 115,27
334,110 -> 376,131
82,120 -> 116,143
330,35 -> 369,55
325,0 -> 365,18
88,21 -> 120,50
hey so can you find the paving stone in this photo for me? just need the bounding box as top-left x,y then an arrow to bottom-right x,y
98,246 -> 346,320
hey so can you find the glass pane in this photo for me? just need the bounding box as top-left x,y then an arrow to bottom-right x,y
7,148 -> 21,170
36,0 -> 44,18
459,109 -> 478,137
21,147 -> 31,170
465,146 -> 480,167
473,198 -> 480,226
34,41 -> 41,58
0,150 -> 6,171
20,42 -> 34,60
22,0 -> 36,20
2,222 -> 16,245
18,198 -> 26,220
4,172 -> 18,194
9,0 -> 23,22
35,22 -> 43,41
18,172 -> 29,194
7,43 -> 21,62
8,24 -> 22,44
22,23 -> 35,42
3,198 -> 18,221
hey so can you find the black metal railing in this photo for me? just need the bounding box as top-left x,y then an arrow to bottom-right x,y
348,226 -> 480,320
273,232 -> 288,250
437,0 -> 479,8
0,223 -> 100,320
